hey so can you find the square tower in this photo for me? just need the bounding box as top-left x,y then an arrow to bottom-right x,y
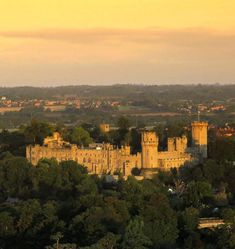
100,123 -> 110,133
141,131 -> 158,169
191,121 -> 208,158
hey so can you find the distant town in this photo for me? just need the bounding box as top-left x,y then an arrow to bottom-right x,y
0,85 -> 234,131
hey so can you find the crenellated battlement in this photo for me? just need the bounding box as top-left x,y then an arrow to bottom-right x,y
26,121 -> 208,177
141,131 -> 158,145
192,121 -> 208,158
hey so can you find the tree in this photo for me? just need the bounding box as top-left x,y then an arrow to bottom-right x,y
179,207 -> 199,235
141,193 -> 178,248
80,233 -> 117,249
201,160 -> 224,185
184,181 -> 213,207
0,212 -> 15,237
210,137 -> 235,162
118,177 -> 156,216
0,212 -> 16,248
216,226 -> 235,249
46,244 -> 77,249
23,119 -> 54,145
129,129 -> 141,154
69,207 -> 107,246
221,208 -> 235,224
113,117 -> 131,146
117,117 -> 130,131
102,196 -> 130,234
0,156 -> 32,198
121,217 -> 151,249
69,127 -> 93,147
0,129 -> 26,156
50,232 -> 64,249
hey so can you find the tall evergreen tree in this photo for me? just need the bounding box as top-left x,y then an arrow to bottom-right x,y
122,217 -> 151,249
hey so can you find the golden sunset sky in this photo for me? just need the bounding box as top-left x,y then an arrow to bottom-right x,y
0,0 -> 235,85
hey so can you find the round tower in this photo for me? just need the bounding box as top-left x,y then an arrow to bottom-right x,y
141,131 -> 158,169
191,121 -> 208,158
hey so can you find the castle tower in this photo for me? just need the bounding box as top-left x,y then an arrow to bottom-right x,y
181,135 -> 188,152
121,145 -> 131,156
168,138 -> 175,152
141,131 -> 158,169
175,136 -> 188,153
100,123 -> 110,133
191,121 -> 208,158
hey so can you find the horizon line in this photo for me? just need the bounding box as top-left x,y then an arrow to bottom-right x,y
0,82 -> 234,89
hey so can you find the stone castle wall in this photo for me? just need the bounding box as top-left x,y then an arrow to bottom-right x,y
26,122 -> 208,176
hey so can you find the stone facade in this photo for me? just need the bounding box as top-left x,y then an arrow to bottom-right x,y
26,132 -> 141,175
191,121 -> 208,158
26,121 -> 208,176
99,123 -> 110,133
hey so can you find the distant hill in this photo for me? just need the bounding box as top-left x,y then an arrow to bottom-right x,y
0,84 -> 234,102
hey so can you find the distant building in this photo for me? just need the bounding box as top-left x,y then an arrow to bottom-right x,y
210,105 -> 226,112
43,105 -> 67,112
99,123 -> 110,133
198,218 -> 225,229
26,121 -> 208,177
215,126 -> 235,138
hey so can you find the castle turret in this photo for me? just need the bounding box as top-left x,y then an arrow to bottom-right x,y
141,131 -> 158,169
168,138 -> 175,152
181,135 -> 188,152
175,135 -> 188,153
121,145 -> 131,156
191,121 -> 208,158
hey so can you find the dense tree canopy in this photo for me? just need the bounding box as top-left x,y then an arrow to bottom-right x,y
68,126 -> 93,147
0,118 -> 235,249
0,150 -> 234,249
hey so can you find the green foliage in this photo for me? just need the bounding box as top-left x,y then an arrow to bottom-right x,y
0,156 -> 32,197
215,226 -> 235,249
129,128 -> 141,154
142,193 -> 179,248
80,233 -> 117,249
184,181 -> 213,207
117,117 -> 131,130
113,116 -> 131,146
121,217 -> 151,249
209,137 -> 235,162
0,129 -> 26,156
221,208 -> 235,224
0,212 -> 15,237
23,119 -> 54,145
69,127 -> 93,146
180,207 -> 199,234
0,130 -> 235,249
46,244 -> 77,249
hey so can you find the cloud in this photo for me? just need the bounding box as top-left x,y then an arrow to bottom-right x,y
1,27 -> 235,46
0,28 -> 235,85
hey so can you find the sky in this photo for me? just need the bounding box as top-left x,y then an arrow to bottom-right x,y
0,0 -> 235,86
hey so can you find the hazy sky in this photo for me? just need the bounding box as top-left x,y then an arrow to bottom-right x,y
0,0 -> 235,86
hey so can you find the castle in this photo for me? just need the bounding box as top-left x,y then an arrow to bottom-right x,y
26,121 -> 208,177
